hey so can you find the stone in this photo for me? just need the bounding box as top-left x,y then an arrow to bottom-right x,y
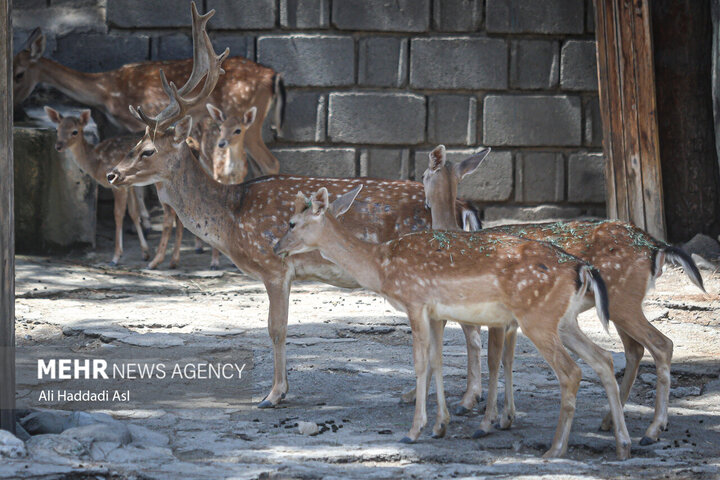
331,0 -> 430,32
104,445 -> 175,463
280,0 -> 330,29
209,34 -> 255,61
567,152 -> 605,202
26,434 -> 87,460
415,149 -> 513,201
298,421 -> 319,435
639,373 -> 657,385
20,410 -> 71,435
16,0 -> 46,8
118,332 -> 185,348
278,91 -> 327,142
483,95 -> 582,146
691,254 -> 716,271
560,40 -> 598,90
61,423 -> 132,445
670,386 -> 702,398
151,34 -> 192,61
433,0 -> 483,32
510,39 -> 559,89
410,37 -> 507,89
207,0 -> 277,29
358,37 -> 408,87
427,95 -> 477,146
359,149 -> 410,180
515,152 -> 565,202
0,431 -> 27,458
257,35 -> 354,87
486,0 -> 585,34
52,33 -> 149,72
328,93 -> 426,145
274,148 -> 356,177
13,4 -> 105,36
89,441 -> 121,461
586,0 -> 595,33
108,0 -> 191,28
584,96 -> 602,147
484,205 -> 583,223
683,233 -> 720,260
127,424 -> 170,446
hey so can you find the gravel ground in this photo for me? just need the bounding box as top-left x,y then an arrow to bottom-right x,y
5,217 -> 720,479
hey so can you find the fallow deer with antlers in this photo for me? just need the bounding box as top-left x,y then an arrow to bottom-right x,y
273,186 -> 631,459
105,3 -> 487,412
422,145 -> 706,446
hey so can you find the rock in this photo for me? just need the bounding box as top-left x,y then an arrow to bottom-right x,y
117,332 -> 185,348
26,434 -> 87,461
683,234 -> 720,260
639,373 -> 657,385
20,410 -> 71,434
14,422 -> 31,442
104,445 -> 175,464
297,421 -> 319,435
691,253 -> 716,271
66,411 -> 117,429
0,430 -> 27,458
127,424 -> 170,446
670,386 -> 702,398
89,441 -> 121,461
61,422 -> 132,446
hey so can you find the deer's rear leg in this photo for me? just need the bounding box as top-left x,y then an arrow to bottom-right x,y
110,188 -> 128,266
455,324 -> 483,416
210,248 -> 220,270
430,319 -> 450,439
473,326 -> 503,437
194,236 -> 204,254
401,306 -> 432,443
258,279 -> 291,408
498,324 -> 517,430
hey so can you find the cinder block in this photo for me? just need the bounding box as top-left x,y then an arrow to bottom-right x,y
360,149 -> 410,179
433,0 -> 483,32
560,40 -> 598,91
515,152 -> 565,202
415,149 -> 513,201
206,0 -> 276,29
486,0 -> 584,34
151,34 -> 191,61
584,96 -> 602,147
257,35 -> 355,87
278,91 -> 327,142
358,37 -> 408,87
483,95 -> 582,146
427,95 -> 477,146
328,93 -> 426,145
332,0 -> 430,32
586,0 -> 595,33
484,205 -> 583,223
210,33 -> 255,61
52,33 -> 149,72
274,148 -> 356,178
568,153 -> 605,202
410,37 -> 507,89
280,0 -> 330,29
510,40 -> 559,90
108,0 -> 190,28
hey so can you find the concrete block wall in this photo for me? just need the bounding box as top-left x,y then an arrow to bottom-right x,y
14,0 -> 605,220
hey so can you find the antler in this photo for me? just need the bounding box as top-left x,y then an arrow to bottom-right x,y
129,1 -> 229,131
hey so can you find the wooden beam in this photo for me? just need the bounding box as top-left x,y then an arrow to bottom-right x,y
0,0 -> 15,434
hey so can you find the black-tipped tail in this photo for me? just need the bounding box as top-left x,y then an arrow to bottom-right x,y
272,74 -> 286,137
581,266 -> 610,332
461,203 -> 482,231
663,246 -> 706,292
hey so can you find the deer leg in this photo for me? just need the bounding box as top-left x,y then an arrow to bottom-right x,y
169,212 -> 183,269
258,278 -> 291,408
400,319 -> 446,404
210,248 -> 221,270
401,306 -> 432,443
133,186 -> 152,231
498,324 -> 518,430
194,236 -> 204,254
455,324 -> 484,415
430,319 -> 450,439
558,315 -> 631,460
126,188 -> 150,261
245,120 -> 280,175
147,203 -> 174,269
600,326 -> 643,432
473,326 -> 504,437
110,188 -> 127,266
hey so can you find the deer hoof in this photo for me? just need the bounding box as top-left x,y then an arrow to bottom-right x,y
639,436 -> 656,446
454,405 -> 471,416
210,264 -> 219,271
472,429 -> 489,439
399,436 -> 414,444
142,252 -> 150,261
108,260 -> 118,267
257,399 -> 275,409
195,247 -> 204,254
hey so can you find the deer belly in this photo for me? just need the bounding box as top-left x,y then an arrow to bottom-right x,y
433,302 -> 513,327
293,261 -> 361,289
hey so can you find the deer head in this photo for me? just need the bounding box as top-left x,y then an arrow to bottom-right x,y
13,28 -> 46,107
206,104 -> 257,182
106,2 -> 229,187
273,186 -> 363,257
44,106 -> 91,152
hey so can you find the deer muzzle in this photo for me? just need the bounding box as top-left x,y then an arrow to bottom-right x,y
106,169 -> 121,185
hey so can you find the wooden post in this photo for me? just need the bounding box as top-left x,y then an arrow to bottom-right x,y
594,0 -> 666,240
0,0 -> 15,434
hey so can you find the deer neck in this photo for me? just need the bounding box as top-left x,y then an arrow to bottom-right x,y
314,216 -> 385,293
65,138 -> 97,178
430,192 -> 460,231
37,58 -> 107,107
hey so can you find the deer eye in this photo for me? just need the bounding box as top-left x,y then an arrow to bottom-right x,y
288,221 -> 296,229
71,130 -> 78,136
15,72 -> 24,80
141,149 -> 155,158
233,129 -> 242,135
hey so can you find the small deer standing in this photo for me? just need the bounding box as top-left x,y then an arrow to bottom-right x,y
45,106 -> 149,266
274,186 -> 631,460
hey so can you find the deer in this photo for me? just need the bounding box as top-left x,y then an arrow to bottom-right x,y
273,185 -> 632,460
44,106 -> 150,266
13,2 -> 283,181
422,145 -> 706,446
104,2 -> 490,414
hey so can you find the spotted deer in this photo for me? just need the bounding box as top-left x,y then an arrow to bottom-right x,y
422,145 -> 706,445
13,2 -> 283,177
44,106 -> 149,266
105,3 -> 483,412
273,186 -> 631,459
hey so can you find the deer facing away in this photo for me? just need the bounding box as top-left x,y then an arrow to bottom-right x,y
422,145 -> 706,446
273,186 -> 631,459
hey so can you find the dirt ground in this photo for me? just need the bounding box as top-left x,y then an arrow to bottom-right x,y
5,214 -> 720,479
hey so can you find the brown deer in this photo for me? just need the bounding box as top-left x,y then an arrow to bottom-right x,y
44,106 -> 149,266
273,186 -> 631,460
13,2 -> 283,176
422,146 -> 706,446
104,4 -> 486,412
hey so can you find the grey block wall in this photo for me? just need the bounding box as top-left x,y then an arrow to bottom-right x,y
14,0 -> 604,219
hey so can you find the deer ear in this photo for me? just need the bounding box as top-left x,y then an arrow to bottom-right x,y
294,191 -> 309,214
242,106 -> 257,127
79,109 -> 91,126
454,147 -> 490,180
44,106 -> 62,124
428,145 -> 446,171
206,103 -> 225,124
330,185 -> 362,218
26,28 -> 46,61
173,115 -> 193,144
311,187 -> 330,215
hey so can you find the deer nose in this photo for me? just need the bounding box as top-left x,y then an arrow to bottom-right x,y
55,142 -> 63,151
106,170 -> 119,184
218,139 -> 228,149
